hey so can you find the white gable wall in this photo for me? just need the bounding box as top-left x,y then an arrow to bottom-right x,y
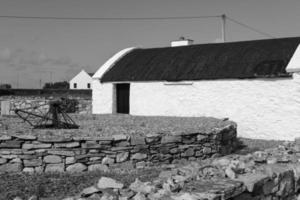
70,70 -> 93,89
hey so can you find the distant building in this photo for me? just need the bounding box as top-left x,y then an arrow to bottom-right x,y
69,70 -> 93,89
92,37 -> 300,141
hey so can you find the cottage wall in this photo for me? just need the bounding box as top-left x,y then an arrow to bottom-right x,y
92,79 -> 114,114
129,73 -> 300,140
70,71 -> 93,89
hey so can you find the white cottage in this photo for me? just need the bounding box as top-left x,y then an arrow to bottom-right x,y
92,37 -> 300,140
70,69 -> 93,89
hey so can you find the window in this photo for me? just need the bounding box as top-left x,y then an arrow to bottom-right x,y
73,83 -> 77,88
87,83 -> 91,89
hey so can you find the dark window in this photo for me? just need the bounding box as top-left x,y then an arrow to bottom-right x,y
73,83 -> 77,88
87,83 -> 91,89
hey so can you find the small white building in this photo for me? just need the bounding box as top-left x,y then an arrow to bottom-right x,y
69,70 -> 93,89
92,37 -> 300,140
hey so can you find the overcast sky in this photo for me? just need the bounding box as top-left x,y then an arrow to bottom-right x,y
0,0 -> 300,88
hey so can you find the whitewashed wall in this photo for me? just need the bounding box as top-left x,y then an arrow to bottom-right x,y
70,70 -> 93,89
129,74 -> 300,141
92,79 -> 114,114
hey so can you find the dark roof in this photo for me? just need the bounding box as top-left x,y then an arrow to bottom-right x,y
101,37 -> 300,82
88,73 -> 94,77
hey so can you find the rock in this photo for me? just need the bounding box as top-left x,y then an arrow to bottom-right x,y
102,157 -> 115,165
145,133 -> 161,144
236,173 -> 269,192
267,157 -> 278,164
45,163 -> 65,172
13,135 -> 36,140
212,157 -> 231,167
225,167 -> 237,179
54,142 -> 80,148
161,136 -> 181,144
66,157 -> 76,164
23,167 -> 35,173
0,140 -> 22,148
66,163 -> 87,172
131,136 -> 146,145
0,135 -> 12,140
132,193 -> 147,200
47,150 -> 75,156
22,143 -> 52,150
44,155 -> 62,163
28,195 -> 38,200
113,134 -> 128,141
81,186 -> 100,197
116,152 -> 129,163
38,136 -> 72,143
24,159 -> 42,167
129,178 -> 155,194
88,164 -> 110,172
11,158 -> 22,163
131,153 -> 147,160
13,197 -> 22,200
97,177 -> 124,189
136,161 -> 146,169
0,158 -> 7,164
0,163 -> 22,173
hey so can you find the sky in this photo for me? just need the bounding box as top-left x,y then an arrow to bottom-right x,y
0,0 -> 300,88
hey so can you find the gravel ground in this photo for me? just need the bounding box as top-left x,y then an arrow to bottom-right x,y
0,114 -> 234,137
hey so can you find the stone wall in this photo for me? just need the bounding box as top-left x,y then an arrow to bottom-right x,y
0,96 -> 92,115
0,124 -> 236,173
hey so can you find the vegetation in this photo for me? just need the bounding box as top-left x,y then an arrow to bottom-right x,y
0,168 -> 160,200
43,81 -> 69,89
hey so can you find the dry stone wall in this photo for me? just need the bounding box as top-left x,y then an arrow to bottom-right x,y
0,124 -> 237,173
0,96 -> 92,115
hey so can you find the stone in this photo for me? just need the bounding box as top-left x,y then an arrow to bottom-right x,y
97,177 -> 124,189
116,152 -> 129,163
0,163 -> 22,172
13,197 -> 22,200
22,143 -> 52,150
236,173 -> 269,193
0,158 -> 7,164
0,135 -> 12,141
38,136 -> 72,143
47,150 -> 75,156
81,186 -> 100,197
44,155 -> 62,163
131,136 -> 146,145
129,179 -> 155,194
66,163 -> 87,172
202,147 -> 212,154
225,167 -> 237,179
102,157 -> 115,165
23,167 -> 35,173
45,163 -> 65,172
132,193 -> 147,200
13,135 -> 37,140
113,134 -> 128,141
131,153 -> 147,160
88,164 -> 110,172
66,157 -> 76,164
28,195 -> 38,200
24,159 -> 42,167
54,142 -> 80,148
0,140 -> 22,148
35,166 -> 43,173
161,135 -> 181,144
145,133 -> 161,144
181,148 -> 194,157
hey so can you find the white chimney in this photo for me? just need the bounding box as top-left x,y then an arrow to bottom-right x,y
171,36 -> 194,47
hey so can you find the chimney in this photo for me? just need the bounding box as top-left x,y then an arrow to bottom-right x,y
171,36 -> 194,47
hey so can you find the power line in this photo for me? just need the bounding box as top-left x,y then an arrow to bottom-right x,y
0,15 -> 221,21
226,16 -> 275,38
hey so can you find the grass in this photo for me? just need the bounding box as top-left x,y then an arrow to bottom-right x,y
0,114 -> 234,137
0,168 -> 160,200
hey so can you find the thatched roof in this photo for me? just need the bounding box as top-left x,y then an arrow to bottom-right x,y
101,37 -> 300,82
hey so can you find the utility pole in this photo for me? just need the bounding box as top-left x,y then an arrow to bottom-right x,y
221,14 -> 226,43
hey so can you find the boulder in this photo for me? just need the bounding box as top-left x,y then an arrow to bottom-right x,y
44,155 -> 62,164
97,177 -> 124,189
45,163 -> 65,172
116,152 -> 129,163
66,163 -> 87,172
0,163 -> 22,172
88,164 -> 110,172
129,178 -> 155,194
81,186 -> 100,197
131,153 -> 147,160
102,157 -> 115,165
